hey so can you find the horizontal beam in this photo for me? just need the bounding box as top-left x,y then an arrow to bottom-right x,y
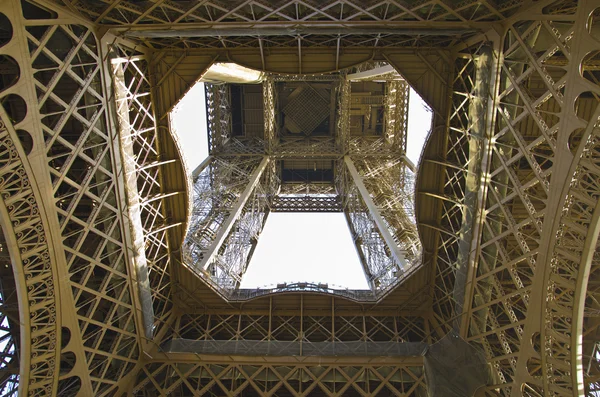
114,20 -> 485,35
124,26 -> 479,38
162,339 -> 428,358
152,349 -> 426,366
271,195 -> 343,212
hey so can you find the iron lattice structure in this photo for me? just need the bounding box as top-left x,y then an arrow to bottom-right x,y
183,73 -> 417,297
0,0 -> 596,396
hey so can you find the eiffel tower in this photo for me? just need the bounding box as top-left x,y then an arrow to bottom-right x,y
0,0 -> 598,396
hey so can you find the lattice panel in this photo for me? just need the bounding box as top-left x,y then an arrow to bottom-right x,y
1,1 -> 598,395
183,156 -> 277,293
337,155 -> 419,294
45,0 -> 528,50
133,361 -> 427,396
464,2 -> 600,395
283,85 -> 330,135
110,44 -> 176,337
351,156 -> 419,266
175,312 -> 429,345
272,195 -> 342,212
206,83 -> 231,154
0,118 -> 54,396
336,159 -> 396,292
26,22 -> 140,395
384,81 -> 410,152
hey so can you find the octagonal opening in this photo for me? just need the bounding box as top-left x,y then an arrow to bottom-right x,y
172,62 -> 431,300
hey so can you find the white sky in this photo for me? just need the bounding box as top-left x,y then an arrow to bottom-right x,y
240,212 -> 369,289
171,81 -> 431,289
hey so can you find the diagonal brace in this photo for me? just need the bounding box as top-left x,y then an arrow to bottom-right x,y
199,156 -> 270,271
344,156 -> 407,270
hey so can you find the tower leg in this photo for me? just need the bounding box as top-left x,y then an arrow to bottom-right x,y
345,156 -> 407,270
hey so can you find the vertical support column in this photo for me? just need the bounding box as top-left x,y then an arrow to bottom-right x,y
384,80 -> 409,152
336,79 -> 350,153
206,84 -> 231,153
263,78 -> 276,153
344,156 -> 407,270
113,61 -> 155,340
300,295 -> 304,356
453,42 -> 497,332
199,156 -> 270,271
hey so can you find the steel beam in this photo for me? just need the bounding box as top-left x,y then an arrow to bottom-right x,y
113,61 -> 156,340
344,156 -> 407,270
453,41 -> 497,332
198,156 -> 269,271
123,26 -> 480,38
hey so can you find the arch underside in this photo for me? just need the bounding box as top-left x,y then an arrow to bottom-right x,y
0,0 -> 597,396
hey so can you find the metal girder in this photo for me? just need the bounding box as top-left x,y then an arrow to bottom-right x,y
201,156 -> 268,272
506,2 -> 600,394
190,74 -> 422,298
123,25 -> 481,38
0,3 -> 153,394
2,0 -> 599,395
106,43 -> 177,345
453,41 -> 499,330
271,195 -> 342,212
183,155 -> 273,292
384,80 -> 410,152
55,0 -> 521,28
113,59 -> 155,340
344,156 -> 407,271
133,357 -> 427,396
263,79 -> 276,153
163,339 -> 427,357
42,0 -> 530,52
0,112 -> 64,395
458,1 -> 600,395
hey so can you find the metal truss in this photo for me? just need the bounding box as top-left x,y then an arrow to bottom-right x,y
350,156 -> 419,266
0,119 -> 49,395
336,78 -> 350,153
271,195 -> 342,212
216,137 -> 266,156
183,155 -> 276,292
263,78 -> 277,152
347,81 -> 410,158
1,9 -> 147,394
173,308 -> 430,346
194,73 -> 417,299
0,2 -> 178,394
110,44 -> 176,341
50,0 -> 526,52
1,0 -> 599,396
0,265 -> 18,396
337,156 -> 420,293
460,1 -> 600,395
384,81 -> 410,153
132,357 -> 427,396
206,83 -> 231,153
272,136 -> 339,158
421,38 -> 499,338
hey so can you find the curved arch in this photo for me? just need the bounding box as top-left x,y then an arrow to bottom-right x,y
0,210 -> 24,395
228,48 -> 374,76
536,6 -> 600,393
539,127 -> 600,394
572,195 -> 600,395
0,113 -> 59,395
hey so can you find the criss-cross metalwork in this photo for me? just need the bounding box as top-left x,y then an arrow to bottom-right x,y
0,0 -> 597,396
